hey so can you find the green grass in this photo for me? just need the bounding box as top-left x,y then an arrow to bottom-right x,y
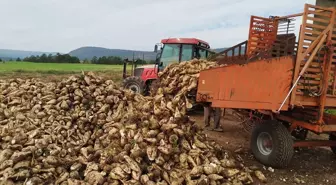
0,61 -> 123,73
0,61 -> 135,84
326,109 -> 336,115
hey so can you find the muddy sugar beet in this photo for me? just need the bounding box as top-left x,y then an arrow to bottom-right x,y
0,59 -> 265,184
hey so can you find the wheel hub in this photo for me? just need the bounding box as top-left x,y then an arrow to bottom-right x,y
257,132 -> 273,155
128,84 -> 140,93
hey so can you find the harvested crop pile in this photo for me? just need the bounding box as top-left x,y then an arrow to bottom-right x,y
150,59 -> 219,97
0,59 -> 264,184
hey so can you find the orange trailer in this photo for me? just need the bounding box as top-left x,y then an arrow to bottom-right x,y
196,4 -> 336,168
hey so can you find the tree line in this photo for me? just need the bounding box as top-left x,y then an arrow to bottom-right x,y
2,54 -> 156,65
23,53 -> 80,63
89,56 -> 154,65
90,56 -> 123,64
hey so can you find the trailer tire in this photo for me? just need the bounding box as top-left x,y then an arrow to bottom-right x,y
329,134 -> 336,154
251,120 -> 294,168
123,76 -> 145,95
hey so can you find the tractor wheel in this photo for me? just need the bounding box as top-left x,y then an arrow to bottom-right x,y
123,76 -> 145,94
251,120 -> 294,168
329,133 -> 336,154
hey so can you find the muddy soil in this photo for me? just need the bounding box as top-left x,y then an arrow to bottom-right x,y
189,110 -> 336,185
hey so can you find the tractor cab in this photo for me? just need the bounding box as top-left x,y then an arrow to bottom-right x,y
154,38 -> 214,69
122,38 -> 214,95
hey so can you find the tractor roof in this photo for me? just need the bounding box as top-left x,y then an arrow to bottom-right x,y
161,38 -> 210,47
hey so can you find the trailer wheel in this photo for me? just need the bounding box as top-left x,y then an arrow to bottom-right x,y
251,120 -> 294,168
329,134 -> 336,154
123,76 -> 145,94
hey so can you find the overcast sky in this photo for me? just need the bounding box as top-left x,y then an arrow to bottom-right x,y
0,0 -> 315,53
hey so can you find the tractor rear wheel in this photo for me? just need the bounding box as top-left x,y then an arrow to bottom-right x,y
123,76 -> 145,94
251,120 -> 294,168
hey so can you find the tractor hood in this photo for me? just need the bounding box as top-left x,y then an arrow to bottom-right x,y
137,64 -> 165,71
137,64 -> 156,69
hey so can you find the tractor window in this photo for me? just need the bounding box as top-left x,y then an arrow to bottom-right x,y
181,44 -> 193,62
160,44 -> 180,67
198,48 -> 207,59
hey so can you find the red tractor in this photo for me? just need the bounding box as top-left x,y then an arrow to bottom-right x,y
122,38 -> 215,95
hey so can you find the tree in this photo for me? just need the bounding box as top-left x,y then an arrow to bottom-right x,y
99,56 -> 107,64
16,57 -> 21,61
83,58 -> 90,64
92,56 -> 98,64
47,54 -> 54,63
55,53 -> 64,63
135,58 -> 147,65
70,56 -> 80,63
148,60 -> 156,64
39,54 -> 48,63
94,56 -> 123,65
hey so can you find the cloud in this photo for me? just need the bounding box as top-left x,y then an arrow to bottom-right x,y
0,0 -> 316,52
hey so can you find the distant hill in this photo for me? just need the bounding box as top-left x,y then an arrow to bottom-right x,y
0,57 -> 13,61
214,48 -> 226,53
0,47 -> 229,61
68,47 -> 157,61
69,47 -> 228,61
0,49 -> 58,60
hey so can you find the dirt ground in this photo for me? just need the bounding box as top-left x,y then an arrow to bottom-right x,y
189,110 -> 336,185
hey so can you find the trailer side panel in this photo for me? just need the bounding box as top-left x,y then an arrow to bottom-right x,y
196,56 -> 294,111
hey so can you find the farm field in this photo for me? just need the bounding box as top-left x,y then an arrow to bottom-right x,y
0,61 -> 127,83
0,61 -> 124,72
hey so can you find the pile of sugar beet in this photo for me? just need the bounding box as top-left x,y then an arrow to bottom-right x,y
0,59 -> 267,185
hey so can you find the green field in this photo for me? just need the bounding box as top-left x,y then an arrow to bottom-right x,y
0,61 -> 129,83
0,61 -> 124,73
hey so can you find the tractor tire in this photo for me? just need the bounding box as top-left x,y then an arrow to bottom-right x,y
251,120 -> 294,168
123,76 -> 145,95
329,133 -> 336,154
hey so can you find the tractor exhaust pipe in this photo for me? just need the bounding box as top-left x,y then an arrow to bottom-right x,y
123,59 -> 128,79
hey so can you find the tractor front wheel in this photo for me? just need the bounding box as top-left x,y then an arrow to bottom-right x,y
251,120 -> 294,168
123,76 -> 146,94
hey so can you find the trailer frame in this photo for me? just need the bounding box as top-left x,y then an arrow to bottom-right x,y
196,3 -> 336,168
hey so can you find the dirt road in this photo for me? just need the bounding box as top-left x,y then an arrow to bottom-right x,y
190,111 -> 336,185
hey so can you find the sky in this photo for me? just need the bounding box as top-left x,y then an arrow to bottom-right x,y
0,0 -> 316,53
